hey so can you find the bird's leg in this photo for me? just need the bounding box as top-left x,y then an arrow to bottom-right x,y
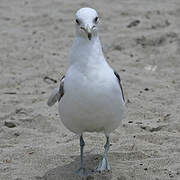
96,135 -> 111,172
75,134 -> 88,176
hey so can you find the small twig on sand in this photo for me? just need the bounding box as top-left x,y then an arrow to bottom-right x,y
4,92 -> 17,94
43,76 -> 57,84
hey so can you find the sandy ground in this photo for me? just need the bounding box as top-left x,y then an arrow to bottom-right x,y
0,0 -> 180,179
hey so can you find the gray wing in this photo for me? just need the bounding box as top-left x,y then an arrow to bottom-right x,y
47,76 -> 65,107
114,71 -> 125,102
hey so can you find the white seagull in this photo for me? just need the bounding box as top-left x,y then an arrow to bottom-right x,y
47,7 -> 125,176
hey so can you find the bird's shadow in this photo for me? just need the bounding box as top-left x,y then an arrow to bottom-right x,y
42,154 -> 112,180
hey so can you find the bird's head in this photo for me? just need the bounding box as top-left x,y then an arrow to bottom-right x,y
75,7 -> 99,40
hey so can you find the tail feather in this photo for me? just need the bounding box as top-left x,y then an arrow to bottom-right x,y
47,88 -> 60,107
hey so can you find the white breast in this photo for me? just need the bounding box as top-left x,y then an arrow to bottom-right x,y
58,36 -> 125,135
59,62 -> 125,135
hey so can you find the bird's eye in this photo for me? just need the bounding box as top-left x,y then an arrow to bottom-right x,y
94,17 -> 99,23
76,19 -> 80,25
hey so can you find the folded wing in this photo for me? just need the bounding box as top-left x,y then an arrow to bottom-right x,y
47,76 -> 65,106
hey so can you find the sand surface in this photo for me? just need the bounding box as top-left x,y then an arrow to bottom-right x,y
0,0 -> 180,179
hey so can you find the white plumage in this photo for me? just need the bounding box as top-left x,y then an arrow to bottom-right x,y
47,7 -> 125,176
59,37 -> 125,135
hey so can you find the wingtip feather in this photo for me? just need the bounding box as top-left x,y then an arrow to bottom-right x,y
47,88 -> 60,107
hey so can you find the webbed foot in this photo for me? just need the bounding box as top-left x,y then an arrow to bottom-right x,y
96,156 -> 111,172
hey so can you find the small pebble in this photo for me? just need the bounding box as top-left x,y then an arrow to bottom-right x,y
144,88 -> 149,91
4,121 -> 16,128
127,20 -> 140,28
14,132 -> 20,136
128,121 -> 133,123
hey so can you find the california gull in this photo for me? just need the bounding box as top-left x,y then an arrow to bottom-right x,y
47,7 -> 125,176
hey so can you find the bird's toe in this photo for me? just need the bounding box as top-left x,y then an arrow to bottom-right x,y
96,157 -> 111,172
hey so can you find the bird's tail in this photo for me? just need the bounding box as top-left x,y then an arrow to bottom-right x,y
47,88 -> 60,107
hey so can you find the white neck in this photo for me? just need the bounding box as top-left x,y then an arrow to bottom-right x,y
68,35 -> 105,69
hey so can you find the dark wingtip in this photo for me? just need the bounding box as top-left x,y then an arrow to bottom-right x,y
114,71 -> 125,102
88,33 -> 92,40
